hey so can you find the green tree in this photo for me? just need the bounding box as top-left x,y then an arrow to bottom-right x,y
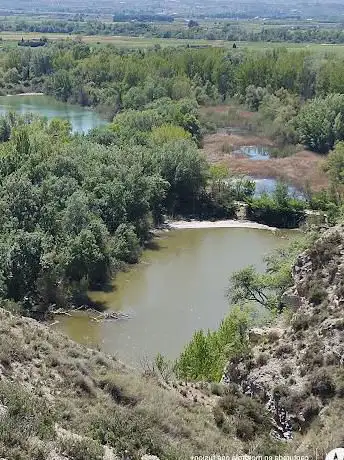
0,117 -> 11,142
150,123 -> 191,145
176,306 -> 251,381
110,223 -> 141,264
324,141 -> 344,203
296,94 -> 344,153
157,140 -> 208,215
229,237 -> 307,312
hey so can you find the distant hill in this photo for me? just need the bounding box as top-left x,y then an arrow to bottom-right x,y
2,0 -> 344,20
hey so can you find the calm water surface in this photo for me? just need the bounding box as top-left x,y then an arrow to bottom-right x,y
56,228 -> 294,367
250,177 -> 305,199
0,95 -> 106,133
234,145 -> 272,160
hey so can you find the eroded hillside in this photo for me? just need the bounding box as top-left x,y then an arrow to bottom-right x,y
0,307 -> 248,460
2,225 -> 344,459
221,224 -> 344,457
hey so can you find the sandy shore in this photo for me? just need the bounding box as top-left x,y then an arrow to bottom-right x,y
167,219 -> 277,231
6,92 -> 44,97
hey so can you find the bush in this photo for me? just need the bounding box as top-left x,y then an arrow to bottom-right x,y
256,353 -> 268,366
309,370 -> 336,398
281,364 -> 293,378
213,405 -> 225,427
296,94 -> 344,153
210,382 -> 226,396
274,343 -> 293,357
291,313 -> 310,331
236,418 -> 255,440
334,372 -> 344,397
58,436 -> 104,460
301,397 -> 320,428
308,284 -> 327,306
90,409 -> 168,459
248,197 -> 305,229
302,346 -> 324,369
98,376 -> 139,406
175,306 -> 251,382
0,382 -> 56,455
75,374 -> 96,396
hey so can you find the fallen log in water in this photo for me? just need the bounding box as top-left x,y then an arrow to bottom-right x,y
52,306 -> 131,322
90,311 -> 131,322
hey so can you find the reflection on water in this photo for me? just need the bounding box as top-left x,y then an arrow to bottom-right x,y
55,228 -> 295,367
0,95 -> 106,133
234,145 -> 271,160
250,177 -> 305,199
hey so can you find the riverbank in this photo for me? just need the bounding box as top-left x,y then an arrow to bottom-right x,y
6,92 -> 44,97
166,219 -> 278,231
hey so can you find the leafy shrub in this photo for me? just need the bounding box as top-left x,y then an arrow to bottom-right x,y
296,94 -> 344,153
309,369 -> 336,398
58,437 -> 104,460
98,376 -> 139,406
175,307 -> 251,381
236,418 -> 255,440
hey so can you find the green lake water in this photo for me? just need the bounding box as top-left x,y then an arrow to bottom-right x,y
55,228 -> 294,367
0,95 -> 106,133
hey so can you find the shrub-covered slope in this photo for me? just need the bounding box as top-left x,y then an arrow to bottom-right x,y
0,307 -> 249,460
221,224 -> 344,457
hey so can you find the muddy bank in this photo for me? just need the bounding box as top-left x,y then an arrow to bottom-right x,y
167,219 -> 277,231
202,131 -> 275,163
202,130 -> 328,192
226,150 -> 328,192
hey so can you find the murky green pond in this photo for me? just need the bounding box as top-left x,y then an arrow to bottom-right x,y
55,228 -> 295,367
0,95 -> 106,133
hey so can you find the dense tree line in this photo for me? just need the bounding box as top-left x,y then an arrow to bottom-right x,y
0,20 -> 156,36
2,19 -> 344,43
3,42 -> 344,154
0,41 -> 342,315
0,111 -> 257,316
3,42 -> 344,152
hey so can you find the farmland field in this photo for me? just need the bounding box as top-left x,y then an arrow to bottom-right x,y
3,31 -> 344,54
